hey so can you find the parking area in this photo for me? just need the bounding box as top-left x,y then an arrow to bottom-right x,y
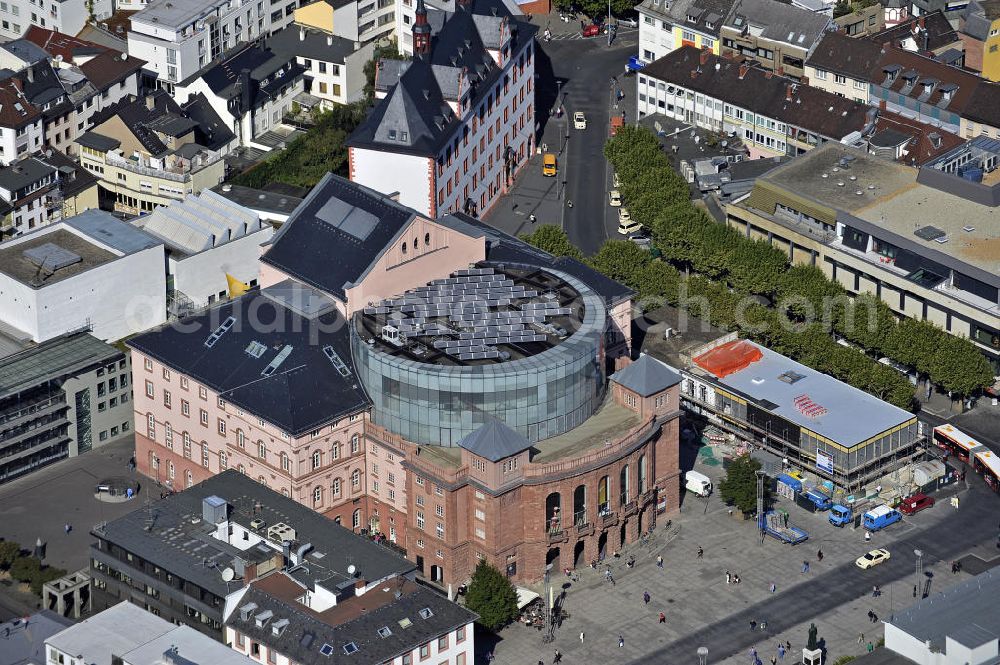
486,443 -> 1000,665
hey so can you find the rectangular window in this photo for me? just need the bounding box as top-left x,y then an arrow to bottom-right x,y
181,400 -> 190,416
218,419 -> 226,435
145,380 -> 154,398
200,409 -> 208,426
163,390 -> 171,408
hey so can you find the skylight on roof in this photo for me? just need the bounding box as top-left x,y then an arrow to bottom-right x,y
343,642 -> 359,655
419,607 -> 434,619
378,626 -> 393,638
398,617 -> 413,629
319,643 -> 334,656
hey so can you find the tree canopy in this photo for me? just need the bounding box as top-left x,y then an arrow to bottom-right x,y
520,225 -> 583,260
464,560 -> 519,631
719,454 -> 764,515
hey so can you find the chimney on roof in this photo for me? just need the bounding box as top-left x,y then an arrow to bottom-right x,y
355,579 -> 367,590
299,27 -> 305,41
738,63 -> 749,79
145,95 -> 156,110
26,67 -> 33,84
785,83 -> 792,101
700,48 -> 710,65
879,99 -> 887,111
327,35 -> 333,46
239,68 -> 252,114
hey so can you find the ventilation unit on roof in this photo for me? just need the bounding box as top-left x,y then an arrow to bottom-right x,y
205,316 -> 237,348
963,225 -> 975,232
250,518 -> 266,531
267,522 -> 297,544
778,370 -> 806,384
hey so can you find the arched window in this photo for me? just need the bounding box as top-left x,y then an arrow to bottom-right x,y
237,429 -> 245,448
401,241 -> 408,254
164,422 -> 173,449
185,470 -> 193,488
168,461 -> 175,480
258,441 -> 267,460
425,232 -> 430,246
334,516 -> 342,525
351,469 -> 360,489
332,478 -> 342,497
332,442 -> 340,459
350,434 -> 360,454
238,464 -> 246,474
352,509 -> 361,529
219,450 -> 228,469
598,476 -> 609,515
280,452 -> 290,472
413,236 -> 419,249
313,486 -> 323,505
258,475 -> 266,485
312,450 -> 322,470
638,455 -> 648,494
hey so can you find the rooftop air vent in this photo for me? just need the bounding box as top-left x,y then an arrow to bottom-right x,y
914,225 -> 946,241
962,225 -> 975,232
778,370 -> 806,384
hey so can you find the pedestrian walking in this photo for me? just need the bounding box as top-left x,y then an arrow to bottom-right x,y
643,591 -> 651,604
867,610 -> 875,622
750,620 -> 757,632
867,642 -> 874,653
858,633 -> 865,645
554,650 -> 562,664
659,612 -> 666,624
657,555 -> 664,569
769,582 -> 776,593
865,531 -> 872,542
619,635 -> 625,648
539,659 -> 545,665
697,546 -> 704,558
771,656 -> 778,665
580,631 -> 585,644
750,648 -> 758,660
873,612 -> 879,623
726,570 -> 732,584
777,644 -> 786,661
64,523 -> 71,534
802,560 -> 810,573
817,549 -> 823,562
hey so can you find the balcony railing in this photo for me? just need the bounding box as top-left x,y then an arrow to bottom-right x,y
105,151 -> 221,182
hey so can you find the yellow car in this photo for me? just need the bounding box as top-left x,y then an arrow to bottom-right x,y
856,549 -> 891,569
608,190 -> 622,207
542,153 -> 557,177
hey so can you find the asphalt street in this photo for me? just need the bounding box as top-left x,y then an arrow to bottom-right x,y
485,32 -> 638,255
625,482 -> 999,665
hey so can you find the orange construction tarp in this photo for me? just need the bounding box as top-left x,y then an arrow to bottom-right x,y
693,340 -> 763,378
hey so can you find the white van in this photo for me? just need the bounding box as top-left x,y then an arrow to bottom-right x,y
685,470 -> 712,497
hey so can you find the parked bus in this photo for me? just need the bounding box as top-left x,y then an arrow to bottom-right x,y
933,424 -> 982,463
933,424 -> 1000,493
972,448 -> 1000,493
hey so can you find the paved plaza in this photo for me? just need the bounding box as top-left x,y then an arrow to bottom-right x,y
487,445 -> 1000,665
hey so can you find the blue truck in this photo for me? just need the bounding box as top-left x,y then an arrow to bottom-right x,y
803,488 -> 833,511
829,504 -> 853,527
759,510 -> 809,544
862,505 -> 902,532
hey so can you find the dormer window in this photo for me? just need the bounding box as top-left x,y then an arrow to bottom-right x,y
388,129 -> 397,140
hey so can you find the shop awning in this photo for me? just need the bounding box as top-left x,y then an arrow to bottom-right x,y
516,587 -> 540,609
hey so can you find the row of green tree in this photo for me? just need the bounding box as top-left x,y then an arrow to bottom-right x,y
598,126 -> 991,402
0,541 -> 66,595
523,128 -> 992,406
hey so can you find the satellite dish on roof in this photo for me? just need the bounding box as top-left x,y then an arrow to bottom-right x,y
221,567 -> 236,582
347,564 -> 357,576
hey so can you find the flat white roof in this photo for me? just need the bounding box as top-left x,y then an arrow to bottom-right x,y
700,340 -> 915,447
45,602 -> 175,664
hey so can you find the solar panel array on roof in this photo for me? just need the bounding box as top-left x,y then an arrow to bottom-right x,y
22,243 -> 81,270
315,197 -> 379,241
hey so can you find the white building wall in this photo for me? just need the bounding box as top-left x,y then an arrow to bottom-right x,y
73,72 -> 142,146
637,11 -> 675,62
0,120 -> 44,165
171,227 -> 273,307
351,148 -> 431,214
0,273 -> 38,338
32,242 -> 167,342
0,0 -> 93,40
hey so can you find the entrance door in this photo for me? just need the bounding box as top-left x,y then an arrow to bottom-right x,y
430,565 -> 443,582
619,520 -> 628,548
546,547 -> 561,571
597,531 -> 608,560
573,541 -> 585,568
415,555 -> 425,575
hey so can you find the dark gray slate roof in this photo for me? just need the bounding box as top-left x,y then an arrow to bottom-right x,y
76,130 -> 121,152
610,353 -> 681,397
347,0 -> 537,157
887,567 -> 1000,653
181,93 -> 237,151
0,611 -> 75,665
458,419 -> 532,461
127,289 -> 369,436
266,25 -> 358,64
725,0 -> 831,48
94,471 -> 415,599
232,577 -> 476,665
0,157 -> 55,194
261,174 -> 419,301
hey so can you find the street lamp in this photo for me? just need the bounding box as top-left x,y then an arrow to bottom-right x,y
914,549 -> 923,598
698,646 -> 709,665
